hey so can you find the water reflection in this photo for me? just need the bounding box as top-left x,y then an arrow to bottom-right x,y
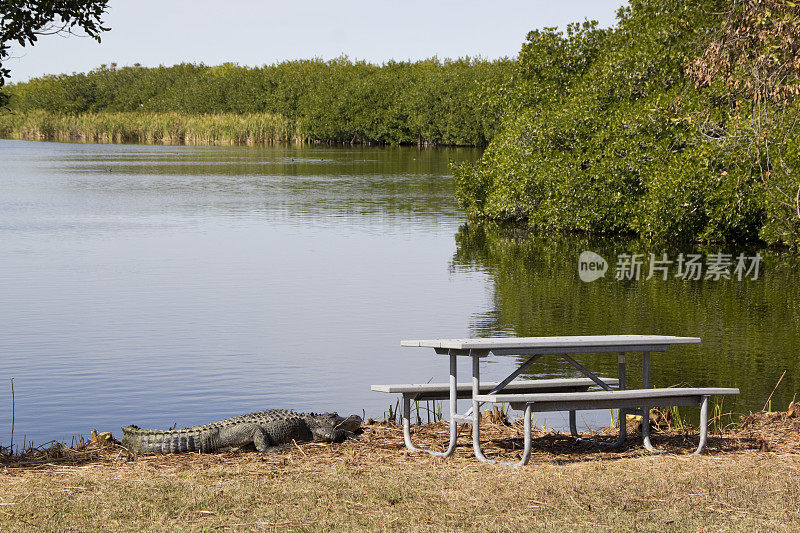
1,142 -> 480,230
0,140 -> 489,447
451,223 -> 800,416
1,139 -> 796,448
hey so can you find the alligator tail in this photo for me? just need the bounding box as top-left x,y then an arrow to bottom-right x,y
121,425 -> 215,454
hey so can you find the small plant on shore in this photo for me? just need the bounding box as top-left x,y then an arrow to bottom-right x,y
710,398 -> 739,435
763,370 -> 787,413
384,399 -> 400,424
670,406 -> 685,431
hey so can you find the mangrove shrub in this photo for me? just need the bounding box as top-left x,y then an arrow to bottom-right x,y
454,0 -> 800,246
5,57 -> 509,146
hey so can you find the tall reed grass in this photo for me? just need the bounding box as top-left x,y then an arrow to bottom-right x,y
0,111 -> 299,145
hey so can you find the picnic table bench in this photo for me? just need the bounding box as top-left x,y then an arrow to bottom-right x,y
477,387 -> 739,465
371,378 -> 619,455
374,335 -> 740,466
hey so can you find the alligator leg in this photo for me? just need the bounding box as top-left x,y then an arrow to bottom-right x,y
253,428 -> 289,453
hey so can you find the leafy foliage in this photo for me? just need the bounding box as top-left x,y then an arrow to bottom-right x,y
687,0 -> 800,101
0,0 -> 109,107
5,57 -> 508,146
454,0 -> 800,246
685,0 -> 800,245
452,223 -> 800,414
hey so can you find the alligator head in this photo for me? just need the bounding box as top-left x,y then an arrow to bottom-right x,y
305,412 -> 362,442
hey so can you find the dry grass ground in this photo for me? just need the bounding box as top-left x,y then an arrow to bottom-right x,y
1,409 -> 799,532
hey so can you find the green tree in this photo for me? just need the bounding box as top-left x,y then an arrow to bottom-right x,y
0,0 -> 110,107
454,0 -> 779,244
686,0 -> 800,245
3,56 -> 508,146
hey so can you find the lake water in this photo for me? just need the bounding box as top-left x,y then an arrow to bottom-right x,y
0,139 -> 797,449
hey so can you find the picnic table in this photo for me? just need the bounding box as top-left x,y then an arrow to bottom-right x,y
375,335 -> 739,466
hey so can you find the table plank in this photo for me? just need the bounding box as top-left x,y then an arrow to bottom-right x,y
401,335 -> 700,350
476,387 -> 738,404
370,377 -> 619,394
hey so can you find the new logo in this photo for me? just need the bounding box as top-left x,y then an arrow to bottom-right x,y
578,251 -> 608,282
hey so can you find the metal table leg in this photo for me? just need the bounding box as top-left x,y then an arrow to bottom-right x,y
402,353 -> 459,457
638,352 -> 711,454
562,352 -> 627,448
693,395 -> 710,454
569,411 -> 579,438
471,354 -> 533,466
640,350 -> 666,453
642,393 -> 711,454
460,354 -> 542,419
613,352 -> 628,448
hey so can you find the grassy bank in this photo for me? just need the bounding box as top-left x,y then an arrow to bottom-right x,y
0,110 -> 298,145
1,409 -> 798,531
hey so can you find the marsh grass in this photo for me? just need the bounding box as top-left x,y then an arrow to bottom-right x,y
0,410 -> 799,532
0,111 -> 299,145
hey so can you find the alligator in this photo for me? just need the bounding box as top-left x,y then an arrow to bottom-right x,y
121,409 -> 362,454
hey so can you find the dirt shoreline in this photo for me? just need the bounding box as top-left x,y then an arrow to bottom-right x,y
1,410 -> 798,531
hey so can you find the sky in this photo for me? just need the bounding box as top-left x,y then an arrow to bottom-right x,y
6,0 -> 627,83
